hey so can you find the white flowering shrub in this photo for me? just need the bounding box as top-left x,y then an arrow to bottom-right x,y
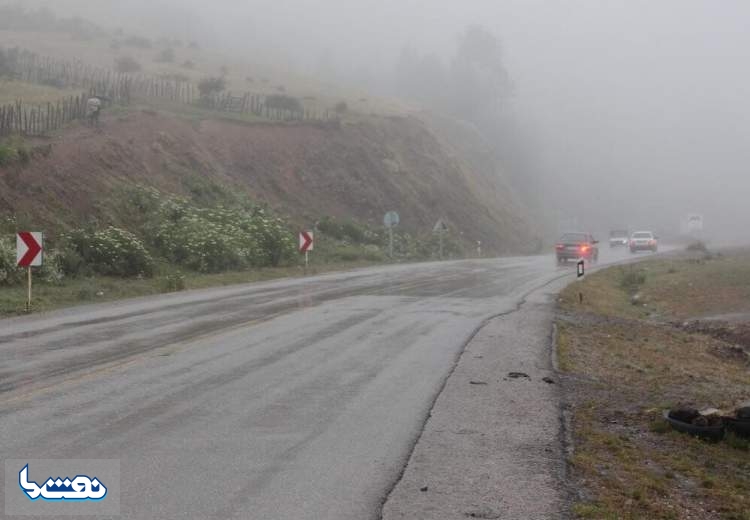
63,227 -> 155,277
150,198 -> 295,273
0,237 -> 23,286
39,250 -> 65,284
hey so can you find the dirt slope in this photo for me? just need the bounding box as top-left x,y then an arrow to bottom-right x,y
0,110 -> 539,254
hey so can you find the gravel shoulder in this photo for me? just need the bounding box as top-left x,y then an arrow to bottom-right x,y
382,277 -> 571,520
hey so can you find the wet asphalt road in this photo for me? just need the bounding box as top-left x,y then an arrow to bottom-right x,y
0,249 -> 638,519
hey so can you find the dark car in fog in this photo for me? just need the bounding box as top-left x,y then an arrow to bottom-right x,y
555,232 -> 599,264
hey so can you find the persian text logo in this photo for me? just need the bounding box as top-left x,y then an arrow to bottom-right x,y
19,464 -> 107,502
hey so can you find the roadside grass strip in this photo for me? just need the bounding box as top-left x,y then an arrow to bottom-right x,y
558,249 -> 750,519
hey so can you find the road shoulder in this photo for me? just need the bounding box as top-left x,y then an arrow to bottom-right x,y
382,279 -> 570,520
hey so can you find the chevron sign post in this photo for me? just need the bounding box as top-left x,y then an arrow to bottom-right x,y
299,231 -> 313,271
16,232 -> 43,312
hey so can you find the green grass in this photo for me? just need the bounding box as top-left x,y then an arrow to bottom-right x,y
561,250 -> 750,320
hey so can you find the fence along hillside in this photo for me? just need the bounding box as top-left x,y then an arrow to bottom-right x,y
0,94 -> 91,137
0,48 -> 333,137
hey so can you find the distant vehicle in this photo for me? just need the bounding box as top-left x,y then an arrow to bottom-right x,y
629,231 -> 658,253
685,214 -> 704,233
555,232 -> 599,264
609,229 -> 629,248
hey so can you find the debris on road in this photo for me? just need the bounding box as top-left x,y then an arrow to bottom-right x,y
541,376 -> 555,384
464,506 -> 501,519
506,371 -> 530,379
469,380 -> 487,385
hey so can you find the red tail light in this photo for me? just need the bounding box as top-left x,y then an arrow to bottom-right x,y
580,245 -> 590,252
555,244 -> 564,249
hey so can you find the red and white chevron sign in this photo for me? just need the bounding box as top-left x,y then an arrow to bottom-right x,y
299,231 -> 314,253
16,232 -> 43,267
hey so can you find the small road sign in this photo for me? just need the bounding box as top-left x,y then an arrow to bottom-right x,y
383,211 -> 400,228
384,211 -> 400,259
299,231 -> 314,253
433,219 -> 449,260
17,232 -> 43,267
577,259 -> 585,278
432,219 -> 448,233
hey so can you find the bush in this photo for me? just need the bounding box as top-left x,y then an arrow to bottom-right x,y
0,237 -> 23,286
134,194 -> 295,273
182,60 -> 195,70
155,47 -> 176,63
317,216 -> 380,245
620,267 -> 646,293
114,56 -> 141,74
686,241 -> 709,253
0,144 -> 18,165
334,101 -> 348,114
55,244 -> 89,277
197,76 -> 227,98
64,227 -> 154,277
16,145 -> 30,164
249,208 -> 297,267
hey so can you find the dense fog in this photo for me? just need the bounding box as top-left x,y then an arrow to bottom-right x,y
14,0 -> 750,244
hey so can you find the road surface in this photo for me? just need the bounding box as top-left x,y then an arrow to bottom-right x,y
0,248 -> 637,518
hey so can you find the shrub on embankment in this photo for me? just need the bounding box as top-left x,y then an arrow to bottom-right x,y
1,183 -> 465,288
0,186 -> 298,283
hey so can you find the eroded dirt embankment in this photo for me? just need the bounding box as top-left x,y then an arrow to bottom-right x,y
0,110 -> 538,254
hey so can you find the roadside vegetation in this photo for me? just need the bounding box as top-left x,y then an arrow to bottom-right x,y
0,179 -> 465,316
558,248 -> 750,519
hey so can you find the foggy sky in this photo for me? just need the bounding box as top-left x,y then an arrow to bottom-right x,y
18,0 -> 750,242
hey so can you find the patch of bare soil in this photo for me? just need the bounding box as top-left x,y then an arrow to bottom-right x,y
677,320 -> 750,359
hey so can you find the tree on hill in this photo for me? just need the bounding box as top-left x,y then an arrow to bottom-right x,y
449,25 -> 513,119
393,25 -> 512,120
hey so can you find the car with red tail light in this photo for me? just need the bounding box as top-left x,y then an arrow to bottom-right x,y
555,232 -> 599,264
